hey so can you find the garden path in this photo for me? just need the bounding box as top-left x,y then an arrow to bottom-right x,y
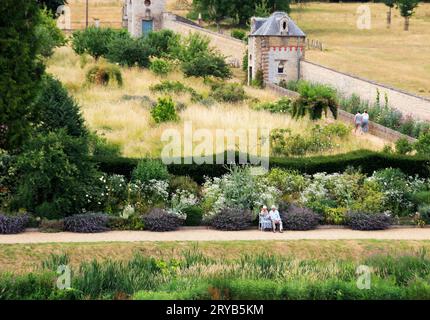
1,227 -> 430,244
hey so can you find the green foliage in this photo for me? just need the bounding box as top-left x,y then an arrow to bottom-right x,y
150,80 -> 203,102
251,69 -> 265,88
395,137 -> 413,155
252,97 -> 291,113
88,133 -> 121,158
254,0 -> 271,17
324,207 -> 347,225
396,0 -> 420,18
292,82 -> 338,120
39,219 -> 64,233
13,130 -> 99,219
0,0 -> 44,151
86,64 -> 123,87
169,176 -> 200,195
184,206 -> 204,226
72,27 -> 122,60
181,52 -> 232,79
34,75 -> 87,137
210,82 -> 247,103
35,8 -> 67,58
151,96 -> 179,123
242,49 -> 249,73
142,30 -> 181,59
149,57 -> 173,76
132,159 -> 170,184
270,123 -> 350,157
106,35 -> 151,67
231,29 -> 247,41
415,132 -> 430,156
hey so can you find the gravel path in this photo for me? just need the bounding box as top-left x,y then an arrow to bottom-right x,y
1,228 -> 430,244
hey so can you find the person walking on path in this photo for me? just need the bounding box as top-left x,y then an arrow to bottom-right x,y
354,111 -> 363,134
361,110 -> 369,133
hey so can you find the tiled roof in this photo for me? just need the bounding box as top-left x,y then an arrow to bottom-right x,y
251,11 -> 305,37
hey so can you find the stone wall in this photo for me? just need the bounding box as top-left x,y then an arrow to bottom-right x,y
162,13 -> 246,66
300,60 -> 430,121
266,83 -> 416,143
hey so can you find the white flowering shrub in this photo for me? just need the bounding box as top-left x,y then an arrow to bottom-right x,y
202,166 -> 281,219
168,189 -> 198,219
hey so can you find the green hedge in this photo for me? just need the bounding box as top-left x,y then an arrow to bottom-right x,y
93,150 -> 430,183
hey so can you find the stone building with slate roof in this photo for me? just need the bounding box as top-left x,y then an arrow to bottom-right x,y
248,12 -> 306,85
123,0 -> 166,37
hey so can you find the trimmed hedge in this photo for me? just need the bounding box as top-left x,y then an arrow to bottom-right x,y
64,213 -> 110,233
0,214 -> 29,234
346,212 -> 392,231
93,151 -> 430,184
281,205 -> 320,231
209,208 -> 254,231
143,208 -> 183,232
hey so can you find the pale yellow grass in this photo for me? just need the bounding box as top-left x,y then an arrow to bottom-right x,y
290,2 -> 430,97
46,46 -> 384,158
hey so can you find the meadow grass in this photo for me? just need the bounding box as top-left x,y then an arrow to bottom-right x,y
2,245 -> 430,299
46,46 -> 385,158
1,240 -> 430,274
67,1 -> 430,96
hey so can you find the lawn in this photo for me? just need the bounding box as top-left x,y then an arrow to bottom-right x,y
1,240 -> 429,274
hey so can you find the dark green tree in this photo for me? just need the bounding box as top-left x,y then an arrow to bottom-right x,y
14,130 -> 99,218
396,0 -> 420,31
33,75 -> 88,137
0,0 -> 44,151
192,0 -> 233,30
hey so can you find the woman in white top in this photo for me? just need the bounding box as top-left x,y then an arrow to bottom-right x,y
361,110 -> 369,133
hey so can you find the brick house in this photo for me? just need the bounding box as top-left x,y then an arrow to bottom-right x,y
123,0 -> 166,37
248,12 -> 306,85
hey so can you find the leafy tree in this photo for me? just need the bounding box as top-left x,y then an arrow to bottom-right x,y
106,35 -> 152,67
35,8 -> 67,58
383,0 -> 396,27
192,0 -> 233,30
33,75 -> 88,137
255,0 -> 271,17
292,82 -> 338,121
13,130 -> 99,218
72,27 -> 123,60
181,52 -> 232,79
396,0 -> 420,31
36,0 -> 67,16
0,0 -> 44,151
415,132 -> 430,156
142,30 -> 181,58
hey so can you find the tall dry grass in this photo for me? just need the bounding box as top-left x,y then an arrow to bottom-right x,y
46,46 -> 385,158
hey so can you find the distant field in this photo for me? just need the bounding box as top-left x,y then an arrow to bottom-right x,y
290,2 -> 430,97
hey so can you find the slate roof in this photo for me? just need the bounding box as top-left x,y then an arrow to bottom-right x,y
250,12 -> 306,37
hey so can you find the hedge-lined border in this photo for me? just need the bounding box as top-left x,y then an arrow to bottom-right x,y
93,150 -> 430,183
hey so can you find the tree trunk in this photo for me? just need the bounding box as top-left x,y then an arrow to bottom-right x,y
404,16 -> 410,31
386,7 -> 391,28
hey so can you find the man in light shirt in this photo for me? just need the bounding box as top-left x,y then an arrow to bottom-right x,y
269,205 -> 283,233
